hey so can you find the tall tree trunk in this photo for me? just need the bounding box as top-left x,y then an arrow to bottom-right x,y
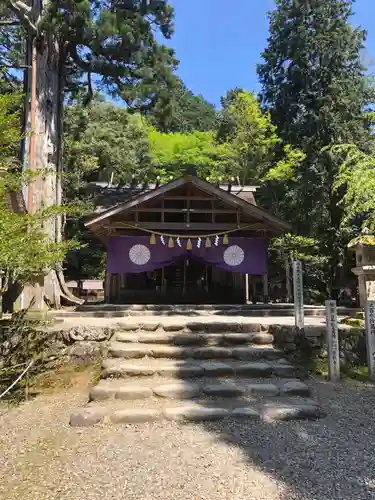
22,28 -> 82,308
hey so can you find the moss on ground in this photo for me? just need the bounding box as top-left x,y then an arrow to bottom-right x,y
297,355 -> 370,382
0,360 -> 101,406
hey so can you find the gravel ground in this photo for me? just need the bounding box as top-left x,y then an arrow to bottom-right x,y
1,379 -> 375,500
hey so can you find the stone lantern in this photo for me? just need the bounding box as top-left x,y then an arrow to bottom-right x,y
350,236 -> 375,307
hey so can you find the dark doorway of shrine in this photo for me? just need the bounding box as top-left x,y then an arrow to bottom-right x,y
113,258 -> 245,304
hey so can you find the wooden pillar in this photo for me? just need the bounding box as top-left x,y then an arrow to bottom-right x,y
105,272 -> 111,303
251,277 -> 257,304
183,258 -> 187,295
263,273 -> 269,304
245,274 -> 249,304
161,267 -> 165,293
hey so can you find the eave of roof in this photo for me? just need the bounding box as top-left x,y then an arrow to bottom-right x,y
85,175 -> 291,232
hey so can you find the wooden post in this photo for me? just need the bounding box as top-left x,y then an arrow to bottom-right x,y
293,260 -> 304,330
364,298 -> 375,381
104,272 -> 110,303
183,259 -> 187,295
161,267 -> 165,293
251,277 -> 257,304
245,274 -> 249,304
262,273 -> 269,303
325,300 -> 340,381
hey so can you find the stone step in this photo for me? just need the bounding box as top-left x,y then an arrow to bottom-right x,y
101,358 -> 296,379
107,342 -> 282,361
117,321 -> 265,333
89,377 -> 311,402
115,332 -> 274,346
70,396 -> 326,427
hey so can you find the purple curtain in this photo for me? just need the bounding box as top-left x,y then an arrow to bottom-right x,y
107,236 -> 267,275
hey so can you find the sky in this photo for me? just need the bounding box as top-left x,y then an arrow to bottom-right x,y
165,0 -> 375,107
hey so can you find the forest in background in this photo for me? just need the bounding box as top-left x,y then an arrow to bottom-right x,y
2,0 -> 375,305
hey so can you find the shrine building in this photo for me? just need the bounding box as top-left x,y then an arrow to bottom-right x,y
85,174 -> 291,304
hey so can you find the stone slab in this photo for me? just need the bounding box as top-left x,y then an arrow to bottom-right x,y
157,363 -> 205,377
153,382 -> 201,399
192,346 -> 233,359
108,343 -> 151,359
116,386 -> 153,400
232,346 -> 281,360
246,383 -> 279,395
89,385 -> 117,401
119,324 -> 140,332
251,333 -> 274,344
203,383 -> 243,397
163,406 -> 229,421
101,362 -> 156,378
111,408 -> 162,423
70,407 -> 106,427
201,362 -> 234,376
163,323 -> 186,332
280,380 -> 311,397
151,345 -> 193,358
262,401 -> 325,422
231,407 -> 261,419
273,364 -> 296,377
138,323 -> 159,332
232,362 -> 273,376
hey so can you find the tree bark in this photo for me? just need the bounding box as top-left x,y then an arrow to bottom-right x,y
22,27 -> 82,308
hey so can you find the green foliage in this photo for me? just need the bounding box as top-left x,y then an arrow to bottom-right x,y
63,98 -> 153,279
64,99 -> 151,195
330,144 -> 375,232
148,127 -> 232,181
148,79 -> 218,133
0,91 -> 22,163
217,90 -> 305,183
3,0 -> 177,110
0,92 -> 78,293
257,0 -> 374,290
271,233 -> 325,264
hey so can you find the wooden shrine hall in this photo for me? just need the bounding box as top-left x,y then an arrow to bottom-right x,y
85,174 -> 291,304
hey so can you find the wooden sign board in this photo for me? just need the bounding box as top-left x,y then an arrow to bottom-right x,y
365,300 -> 375,381
325,300 -> 340,382
293,260 -> 304,330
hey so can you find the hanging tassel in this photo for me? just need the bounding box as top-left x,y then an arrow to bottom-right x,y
205,237 -> 211,248
150,233 -> 156,245
186,238 -> 192,250
168,237 -> 174,248
223,234 -> 229,245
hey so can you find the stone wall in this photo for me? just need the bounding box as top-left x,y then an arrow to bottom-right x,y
269,324 -> 367,366
0,324 -> 115,371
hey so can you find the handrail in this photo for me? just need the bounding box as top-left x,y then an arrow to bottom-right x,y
0,360 -> 34,399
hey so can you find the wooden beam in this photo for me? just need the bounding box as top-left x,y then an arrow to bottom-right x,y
110,222 -> 266,231
133,208 -> 238,214
163,196 -> 215,201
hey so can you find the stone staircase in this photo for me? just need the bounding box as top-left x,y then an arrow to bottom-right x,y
70,323 -> 326,426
